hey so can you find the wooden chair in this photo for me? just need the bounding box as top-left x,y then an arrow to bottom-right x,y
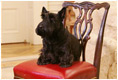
13,1 -> 110,79
63,1 -> 110,78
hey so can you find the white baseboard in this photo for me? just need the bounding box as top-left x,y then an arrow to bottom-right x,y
2,55 -> 39,62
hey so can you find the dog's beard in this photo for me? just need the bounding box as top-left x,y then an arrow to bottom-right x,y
35,28 -> 45,37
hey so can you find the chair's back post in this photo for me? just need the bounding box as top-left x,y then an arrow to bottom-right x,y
93,5 -> 110,79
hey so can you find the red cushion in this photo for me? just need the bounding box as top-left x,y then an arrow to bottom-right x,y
14,59 -> 97,79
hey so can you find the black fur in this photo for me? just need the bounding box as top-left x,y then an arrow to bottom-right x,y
35,7 -> 81,67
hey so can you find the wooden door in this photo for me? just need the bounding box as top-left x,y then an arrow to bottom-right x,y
1,1 -> 27,43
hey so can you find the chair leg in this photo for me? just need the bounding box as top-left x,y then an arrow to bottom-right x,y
14,76 -> 23,79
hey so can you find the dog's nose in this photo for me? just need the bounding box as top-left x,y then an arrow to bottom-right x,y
35,28 -> 39,35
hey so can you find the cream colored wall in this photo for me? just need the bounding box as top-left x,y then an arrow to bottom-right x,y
48,1 -> 64,13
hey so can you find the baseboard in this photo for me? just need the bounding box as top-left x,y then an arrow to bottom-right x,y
2,55 -> 39,62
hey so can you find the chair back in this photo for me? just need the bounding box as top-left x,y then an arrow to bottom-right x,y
63,1 -> 110,79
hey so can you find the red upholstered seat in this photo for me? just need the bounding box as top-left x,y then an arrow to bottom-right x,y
13,59 -> 97,79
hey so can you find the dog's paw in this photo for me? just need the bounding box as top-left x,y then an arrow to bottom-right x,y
51,60 -> 59,64
37,61 -> 50,65
59,63 -> 72,68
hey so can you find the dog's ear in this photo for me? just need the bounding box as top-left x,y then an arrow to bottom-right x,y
58,7 -> 66,21
42,7 -> 48,14
41,7 -> 48,18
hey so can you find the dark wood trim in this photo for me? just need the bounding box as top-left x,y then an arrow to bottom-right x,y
14,76 -> 24,79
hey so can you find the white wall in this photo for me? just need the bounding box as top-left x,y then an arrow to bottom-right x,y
32,1 -> 48,45
48,1 -> 64,13
26,1 -> 48,45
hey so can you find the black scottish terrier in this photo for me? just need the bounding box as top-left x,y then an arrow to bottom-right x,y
35,7 -> 81,67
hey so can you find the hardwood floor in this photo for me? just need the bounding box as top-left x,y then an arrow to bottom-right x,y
1,43 -> 43,58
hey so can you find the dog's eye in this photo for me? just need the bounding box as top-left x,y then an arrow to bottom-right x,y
40,25 -> 42,28
41,14 -> 45,19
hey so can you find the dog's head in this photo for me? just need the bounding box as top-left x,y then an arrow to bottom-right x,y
35,7 -> 66,38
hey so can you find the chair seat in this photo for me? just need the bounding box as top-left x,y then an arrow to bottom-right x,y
13,59 -> 97,79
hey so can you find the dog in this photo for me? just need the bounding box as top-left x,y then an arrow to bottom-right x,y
35,7 -> 81,67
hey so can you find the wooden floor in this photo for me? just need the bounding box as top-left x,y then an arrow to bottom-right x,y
1,43 -> 43,58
